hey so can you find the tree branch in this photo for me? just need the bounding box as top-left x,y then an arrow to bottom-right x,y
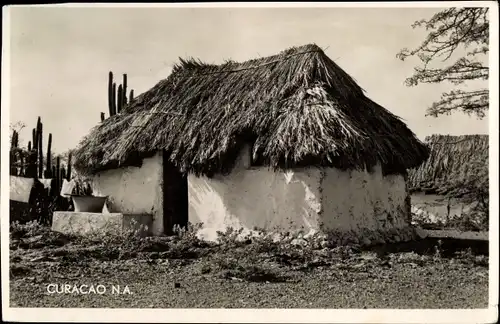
397,8 -> 489,118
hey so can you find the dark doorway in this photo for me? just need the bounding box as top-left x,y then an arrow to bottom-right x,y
162,152 -> 189,235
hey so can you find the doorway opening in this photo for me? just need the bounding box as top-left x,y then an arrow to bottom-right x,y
162,152 -> 188,235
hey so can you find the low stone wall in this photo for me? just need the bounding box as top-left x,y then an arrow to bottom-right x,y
52,212 -> 153,236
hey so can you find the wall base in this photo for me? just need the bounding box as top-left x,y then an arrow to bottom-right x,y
196,224 -> 423,248
52,212 -> 153,236
322,225 -> 421,247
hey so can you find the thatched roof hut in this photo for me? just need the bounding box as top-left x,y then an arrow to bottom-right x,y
73,44 -> 428,177
408,134 -> 489,196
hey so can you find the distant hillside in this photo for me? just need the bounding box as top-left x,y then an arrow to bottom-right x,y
408,134 -> 489,197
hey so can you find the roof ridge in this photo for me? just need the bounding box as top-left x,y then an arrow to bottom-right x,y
182,49 -> 324,78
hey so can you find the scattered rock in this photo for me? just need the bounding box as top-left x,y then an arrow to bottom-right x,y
23,235 -> 43,244
415,227 -> 428,239
291,238 -> 308,247
10,265 -> 31,277
360,252 -> 377,261
362,238 -> 372,247
303,229 -> 318,240
11,256 -> 22,263
271,233 -> 284,243
174,282 -> 181,288
29,255 -> 55,262
149,252 -> 160,259
319,240 -> 329,249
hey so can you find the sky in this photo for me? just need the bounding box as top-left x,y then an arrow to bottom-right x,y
7,5 -> 489,154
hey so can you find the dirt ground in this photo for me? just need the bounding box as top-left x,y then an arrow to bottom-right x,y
10,258 -> 488,308
9,227 -> 489,309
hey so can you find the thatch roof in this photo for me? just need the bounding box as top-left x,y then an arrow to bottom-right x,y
73,44 -> 429,177
408,134 -> 489,196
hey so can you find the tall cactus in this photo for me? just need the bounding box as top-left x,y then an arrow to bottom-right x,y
117,84 -> 123,113
10,151 -> 17,175
32,128 -> 37,150
45,133 -> 52,178
56,156 -> 61,192
122,74 -> 127,107
108,71 -> 114,118
61,167 -> 66,187
37,118 -> 43,179
26,150 -> 38,178
28,141 -> 31,151
11,130 -> 19,148
20,155 -> 25,176
67,152 -> 72,181
105,71 -> 135,119
105,71 -> 134,119
112,83 -> 117,116
129,89 -> 134,103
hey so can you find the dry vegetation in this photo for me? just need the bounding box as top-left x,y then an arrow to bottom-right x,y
408,134 -> 489,231
10,221 -> 488,308
408,134 -> 488,196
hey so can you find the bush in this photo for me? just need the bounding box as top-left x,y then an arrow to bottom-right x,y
210,251 -> 286,282
10,220 -> 47,239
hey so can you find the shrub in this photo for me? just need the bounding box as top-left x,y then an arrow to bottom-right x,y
10,220 -> 47,239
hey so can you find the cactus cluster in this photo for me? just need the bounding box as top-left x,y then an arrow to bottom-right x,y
102,71 -> 135,121
10,117 -> 72,188
10,117 -> 76,224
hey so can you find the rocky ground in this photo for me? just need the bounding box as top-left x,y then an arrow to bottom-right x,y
9,222 -> 489,308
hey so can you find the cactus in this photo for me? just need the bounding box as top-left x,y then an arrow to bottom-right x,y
28,141 -> 31,151
26,150 -> 38,178
107,71 -> 134,116
117,84 -> 123,113
44,133 -> 52,178
129,89 -> 134,103
56,156 -> 61,191
46,133 -> 52,176
112,82 -> 117,116
122,74 -> 127,107
108,71 -> 114,118
11,130 -> 19,148
10,151 -> 17,175
101,112 -> 105,122
20,155 -> 25,176
32,128 -> 37,150
61,167 -> 66,186
37,119 -> 43,179
67,152 -> 72,181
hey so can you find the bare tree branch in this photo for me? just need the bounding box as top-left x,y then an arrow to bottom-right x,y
397,8 -> 489,118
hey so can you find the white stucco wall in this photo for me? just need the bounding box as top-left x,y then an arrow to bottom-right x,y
90,152 -> 164,235
320,164 -> 409,233
188,145 -> 410,241
87,146 -> 410,240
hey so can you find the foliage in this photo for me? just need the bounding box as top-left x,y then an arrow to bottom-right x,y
9,122 -> 26,146
10,220 -> 47,240
71,173 -> 93,196
397,8 -> 489,118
